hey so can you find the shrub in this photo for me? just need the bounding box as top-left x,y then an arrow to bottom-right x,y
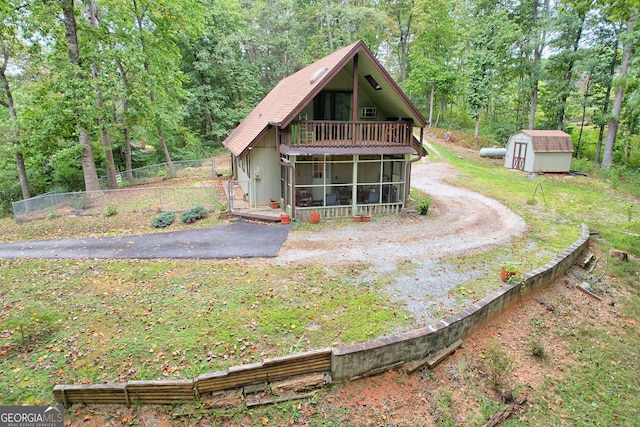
484,340 -> 513,390
152,211 -> 176,228
528,337 -> 546,359
104,205 -> 118,217
181,205 -> 208,224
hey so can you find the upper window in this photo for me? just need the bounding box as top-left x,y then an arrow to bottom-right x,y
314,91 -> 352,121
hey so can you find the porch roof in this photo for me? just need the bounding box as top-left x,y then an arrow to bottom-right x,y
223,40 -> 427,158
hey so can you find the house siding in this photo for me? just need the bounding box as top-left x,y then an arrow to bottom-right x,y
249,129 -> 281,207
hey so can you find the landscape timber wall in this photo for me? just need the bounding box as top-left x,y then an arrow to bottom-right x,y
53,224 -> 589,406
332,224 -> 590,379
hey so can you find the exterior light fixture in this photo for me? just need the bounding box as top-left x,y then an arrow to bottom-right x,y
365,74 -> 381,90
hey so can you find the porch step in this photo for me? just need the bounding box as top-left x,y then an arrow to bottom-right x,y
231,210 -> 284,223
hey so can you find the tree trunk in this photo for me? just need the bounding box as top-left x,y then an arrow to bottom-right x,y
576,71 -> 593,158
474,115 -> 480,143
602,10 -> 637,169
624,117 -> 636,167
15,152 -> 30,200
528,0 -> 548,130
324,1 -> 334,51
428,81 -> 434,127
116,60 -> 134,181
133,0 -> 174,176
557,10 -> 585,130
86,0 -> 118,189
61,0 -> 100,191
1,44 -> 31,199
435,96 -> 445,128
529,47 -> 539,130
595,44 -> 618,164
397,8 -> 412,84
79,127 -> 100,191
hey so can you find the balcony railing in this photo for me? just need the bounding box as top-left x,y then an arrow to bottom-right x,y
283,120 -> 413,148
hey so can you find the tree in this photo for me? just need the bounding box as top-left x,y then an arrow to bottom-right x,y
542,0 -> 591,131
60,0 -> 101,192
527,0 -> 550,129
85,0 -> 119,189
602,8 -> 638,168
462,1 -> 518,142
0,0 -> 31,200
383,0 -> 415,84
180,0 -> 255,146
406,0 -> 458,127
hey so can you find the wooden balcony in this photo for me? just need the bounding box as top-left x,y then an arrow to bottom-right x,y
282,120 -> 413,148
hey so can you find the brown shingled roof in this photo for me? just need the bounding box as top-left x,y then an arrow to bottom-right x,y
223,40 -> 427,158
521,130 -> 574,153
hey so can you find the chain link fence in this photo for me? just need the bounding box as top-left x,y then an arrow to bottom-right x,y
98,157 -> 232,189
12,186 -> 224,223
12,157 -> 232,223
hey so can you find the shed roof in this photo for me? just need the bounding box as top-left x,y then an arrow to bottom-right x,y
223,40 -> 427,158
518,130 -> 574,153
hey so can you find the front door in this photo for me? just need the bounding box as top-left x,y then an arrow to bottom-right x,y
512,142 -> 526,170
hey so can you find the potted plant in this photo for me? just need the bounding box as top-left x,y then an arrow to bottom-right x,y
309,211 -> 320,224
416,197 -> 432,215
500,263 -> 521,282
218,204 -> 231,219
353,211 -> 371,222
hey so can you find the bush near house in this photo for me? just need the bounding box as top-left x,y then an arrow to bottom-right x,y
152,211 -> 176,228
181,206 -> 208,224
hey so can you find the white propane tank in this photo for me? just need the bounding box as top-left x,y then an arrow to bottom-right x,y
479,147 -> 507,158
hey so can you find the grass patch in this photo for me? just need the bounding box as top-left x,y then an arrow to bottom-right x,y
434,386 -> 454,427
0,258 -> 412,404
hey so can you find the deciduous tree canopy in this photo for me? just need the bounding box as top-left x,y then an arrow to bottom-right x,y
0,0 -> 637,213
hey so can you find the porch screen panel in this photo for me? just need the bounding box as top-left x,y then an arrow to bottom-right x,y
280,157 -> 291,207
356,155 -> 382,204
326,155 -> 353,206
381,155 -> 405,204
295,155 -> 320,186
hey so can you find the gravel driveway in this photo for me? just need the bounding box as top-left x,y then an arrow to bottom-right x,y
276,157 -> 527,323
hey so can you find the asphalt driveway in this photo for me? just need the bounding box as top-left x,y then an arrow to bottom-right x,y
0,221 -> 291,259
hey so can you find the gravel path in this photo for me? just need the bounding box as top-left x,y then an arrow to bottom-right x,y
276,157 -> 527,323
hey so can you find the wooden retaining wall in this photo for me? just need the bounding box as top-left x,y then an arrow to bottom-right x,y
54,349 -> 331,406
52,225 -> 589,407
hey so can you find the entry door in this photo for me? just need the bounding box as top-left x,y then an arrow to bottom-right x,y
512,142 -> 526,170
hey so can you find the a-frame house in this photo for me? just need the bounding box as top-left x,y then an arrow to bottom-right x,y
223,40 -> 428,220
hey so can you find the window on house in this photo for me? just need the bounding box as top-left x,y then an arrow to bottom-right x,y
314,91 -> 352,121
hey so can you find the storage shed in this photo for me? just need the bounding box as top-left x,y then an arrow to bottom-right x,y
504,130 -> 574,173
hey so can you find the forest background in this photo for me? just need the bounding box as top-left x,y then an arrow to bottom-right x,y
0,0 -> 638,215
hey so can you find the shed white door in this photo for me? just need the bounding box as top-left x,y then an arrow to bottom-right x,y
512,142 -> 526,170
